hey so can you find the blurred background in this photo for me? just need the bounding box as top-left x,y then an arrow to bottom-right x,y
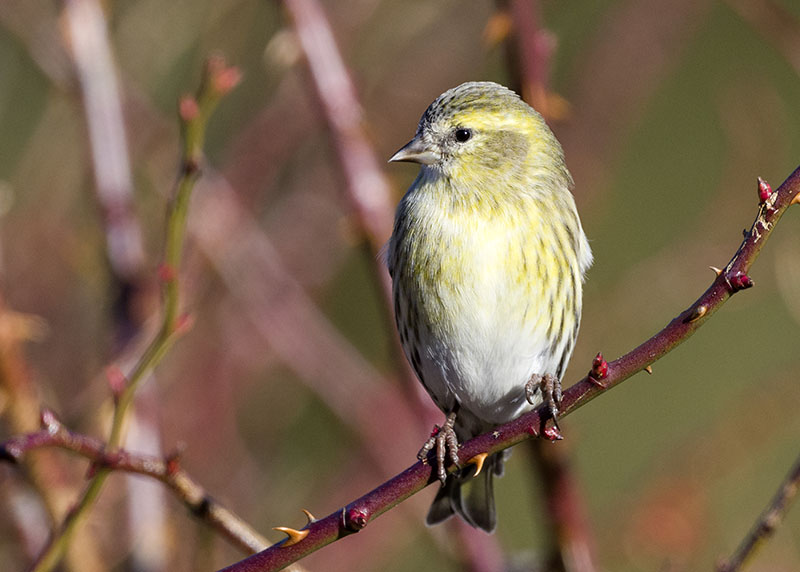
1,1 -> 800,571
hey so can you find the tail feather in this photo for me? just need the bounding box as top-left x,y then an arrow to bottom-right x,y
425,452 -> 504,533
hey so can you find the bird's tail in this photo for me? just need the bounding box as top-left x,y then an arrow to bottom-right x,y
426,451 -> 506,533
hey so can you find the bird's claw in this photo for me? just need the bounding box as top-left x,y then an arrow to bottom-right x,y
525,373 -> 562,429
417,411 -> 459,484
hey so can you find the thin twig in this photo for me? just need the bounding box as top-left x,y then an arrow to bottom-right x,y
280,0 -> 398,325
716,451 -> 800,572
280,0 -> 442,479
1,410 -> 270,554
218,169 -> 800,572
281,0 -> 395,256
28,54 -> 240,572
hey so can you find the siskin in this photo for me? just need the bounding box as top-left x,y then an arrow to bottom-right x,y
388,81 -> 592,532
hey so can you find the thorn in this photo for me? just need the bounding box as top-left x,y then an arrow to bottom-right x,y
686,304 -> 707,323
644,365 -> 653,374
273,526 -> 309,547
302,509 -> 316,524
709,266 -> 723,276
757,177 -> 773,203
792,193 -> 800,206
467,452 -> 489,477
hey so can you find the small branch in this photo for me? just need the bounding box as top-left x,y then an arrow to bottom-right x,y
716,451 -> 800,572
1,410 -> 269,554
494,0 -> 563,120
281,0 -> 397,315
282,0 -> 395,255
28,53 -> 240,572
527,441 -> 598,572
65,0 -> 145,283
280,0 -> 437,459
218,170 -> 800,572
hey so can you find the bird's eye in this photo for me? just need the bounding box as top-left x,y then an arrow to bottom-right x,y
454,128 -> 472,143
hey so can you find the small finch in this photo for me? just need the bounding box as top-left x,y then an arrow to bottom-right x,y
388,82 -> 592,532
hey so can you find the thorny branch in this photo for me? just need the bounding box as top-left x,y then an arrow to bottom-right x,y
218,170 -> 800,572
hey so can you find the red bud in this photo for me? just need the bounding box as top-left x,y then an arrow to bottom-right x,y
757,177 -> 772,203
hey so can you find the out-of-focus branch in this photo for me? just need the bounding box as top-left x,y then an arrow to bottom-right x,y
724,0 -> 800,77
63,2 -> 162,567
0,298 -> 74,563
1,410 -> 270,555
716,451 -> 800,572
281,0 -> 395,299
218,170 -> 800,572
64,0 -> 145,286
192,172 -> 424,478
492,0 -> 566,121
497,6 -> 598,568
527,440 -> 597,572
28,55 -> 241,572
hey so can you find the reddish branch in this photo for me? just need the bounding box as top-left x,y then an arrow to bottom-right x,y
717,451 -> 800,572
1,409 -> 269,555
218,170 -> 800,572
281,0 -> 395,262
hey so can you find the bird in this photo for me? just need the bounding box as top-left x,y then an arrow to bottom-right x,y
387,81 -> 592,532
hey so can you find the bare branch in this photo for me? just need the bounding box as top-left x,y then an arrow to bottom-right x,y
217,169 -> 800,572
716,451 -> 800,572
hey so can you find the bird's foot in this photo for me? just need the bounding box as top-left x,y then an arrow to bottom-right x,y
525,372 -> 562,429
417,411 -> 460,484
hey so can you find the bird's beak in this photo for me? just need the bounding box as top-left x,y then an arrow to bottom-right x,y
389,136 -> 438,165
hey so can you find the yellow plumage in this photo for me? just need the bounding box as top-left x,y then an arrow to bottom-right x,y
388,82 -> 591,532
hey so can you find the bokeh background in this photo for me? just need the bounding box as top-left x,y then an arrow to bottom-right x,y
1,1 -> 800,571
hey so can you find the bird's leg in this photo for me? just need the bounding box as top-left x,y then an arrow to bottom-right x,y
525,373 -> 562,428
417,411 -> 460,484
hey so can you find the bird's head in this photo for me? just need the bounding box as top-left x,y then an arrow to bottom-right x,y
390,81 -> 565,185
